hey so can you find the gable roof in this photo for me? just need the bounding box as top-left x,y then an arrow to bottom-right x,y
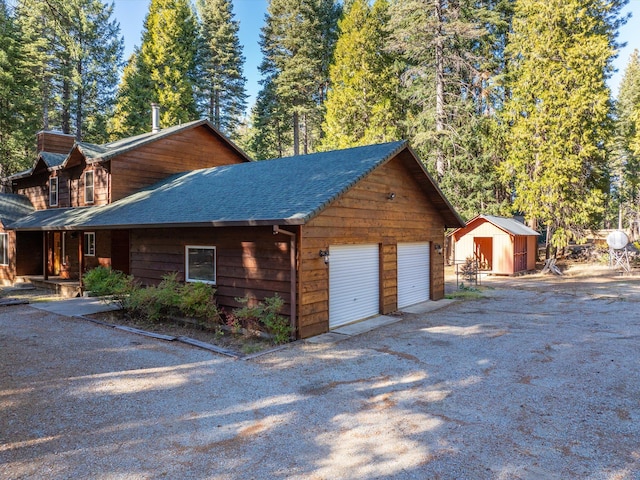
453,215 -> 539,238
8,141 -> 463,231
0,193 -> 35,226
72,119 -> 250,164
6,119 -> 251,181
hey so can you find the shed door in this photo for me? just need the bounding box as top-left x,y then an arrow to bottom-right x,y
329,244 -> 380,328
397,242 -> 430,308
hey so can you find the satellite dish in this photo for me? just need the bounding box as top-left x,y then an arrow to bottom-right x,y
606,230 -> 629,250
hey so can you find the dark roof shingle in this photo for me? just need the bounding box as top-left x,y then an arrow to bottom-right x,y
9,141 -> 464,230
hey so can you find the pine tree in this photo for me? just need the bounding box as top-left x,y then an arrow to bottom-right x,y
111,0 -> 199,136
0,0 -> 39,175
109,50 -> 154,138
613,49 -> 640,236
320,0 -> 401,150
16,0 -> 123,142
501,0 -> 626,251
257,0 -> 341,157
196,0 -> 247,137
387,0 -> 511,219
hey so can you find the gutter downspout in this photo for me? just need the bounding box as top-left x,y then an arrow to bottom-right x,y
273,225 -> 297,340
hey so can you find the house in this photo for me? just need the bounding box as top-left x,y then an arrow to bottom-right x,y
450,215 -> 539,275
4,120 -> 250,283
3,124 -> 463,338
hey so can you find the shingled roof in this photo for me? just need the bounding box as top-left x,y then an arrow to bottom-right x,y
9,141 -> 463,231
73,119 -> 249,163
452,215 -> 539,238
6,119 -> 250,181
0,194 -> 35,225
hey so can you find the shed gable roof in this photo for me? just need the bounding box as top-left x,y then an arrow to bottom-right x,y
9,141 -> 463,231
453,215 -> 539,238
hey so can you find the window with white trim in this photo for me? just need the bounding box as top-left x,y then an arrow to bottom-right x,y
84,232 -> 95,256
185,246 -> 216,284
84,170 -> 94,204
49,177 -> 58,206
0,233 -> 8,266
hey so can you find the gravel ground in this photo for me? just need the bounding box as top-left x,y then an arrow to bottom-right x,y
1,267 -> 640,479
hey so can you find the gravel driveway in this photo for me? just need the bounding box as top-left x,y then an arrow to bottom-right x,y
2,269 -> 640,479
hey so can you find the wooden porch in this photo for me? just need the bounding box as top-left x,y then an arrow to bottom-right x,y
18,276 -> 82,298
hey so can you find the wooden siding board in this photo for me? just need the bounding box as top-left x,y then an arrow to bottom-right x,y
110,126 -> 246,201
129,226 -> 292,318
297,155 -> 446,338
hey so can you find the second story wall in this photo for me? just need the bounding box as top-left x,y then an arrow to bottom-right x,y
110,125 -> 247,201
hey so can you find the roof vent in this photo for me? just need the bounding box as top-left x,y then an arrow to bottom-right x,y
151,103 -> 160,133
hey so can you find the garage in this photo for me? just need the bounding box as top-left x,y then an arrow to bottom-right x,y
397,242 -> 430,308
329,244 -> 380,328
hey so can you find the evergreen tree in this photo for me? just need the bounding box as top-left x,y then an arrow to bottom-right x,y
109,50 -> 154,138
257,0 -> 341,157
0,0 -> 39,175
613,49 -> 640,236
111,0 -> 199,136
242,78 -> 292,160
501,0 -> 626,251
196,0 -> 247,137
16,0 -> 123,142
320,0 -> 401,150
387,0 -> 511,219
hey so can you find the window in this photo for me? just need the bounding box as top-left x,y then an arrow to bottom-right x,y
49,177 -> 58,206
185,246 -> 216,284
84,232 -> 95,256
0,233 -> 8,266
85,170 -> 94,204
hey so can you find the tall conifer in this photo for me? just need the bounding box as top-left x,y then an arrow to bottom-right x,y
320,0 -> 401,150
257,0 -> 340,157
501,0 -> 626,251
196,0 -> 247,137
111,0 -> 199,136
0,0 -> 39,175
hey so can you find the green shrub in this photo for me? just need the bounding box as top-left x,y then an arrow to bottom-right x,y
123,272 -> 220,326
233,294 -> 291,345
82,266 -> 134,307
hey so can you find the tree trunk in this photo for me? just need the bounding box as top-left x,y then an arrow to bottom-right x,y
434,0 -> 445,177
75,60 -> 83,141
293,110 -> 300,156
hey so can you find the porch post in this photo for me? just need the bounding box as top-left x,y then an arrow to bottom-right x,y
43,232 -> 49,281
78,231 -> 84,287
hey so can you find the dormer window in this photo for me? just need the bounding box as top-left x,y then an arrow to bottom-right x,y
49,177 -> 58,207
85,171 -> 94,204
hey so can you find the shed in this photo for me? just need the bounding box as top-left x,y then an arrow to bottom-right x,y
450,215 -> 539,275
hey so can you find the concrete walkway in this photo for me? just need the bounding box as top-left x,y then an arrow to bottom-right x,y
306,299 -> 456,344
29,296 -> 120,316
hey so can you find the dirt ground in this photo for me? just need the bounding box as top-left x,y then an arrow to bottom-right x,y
1,263 -> 639,479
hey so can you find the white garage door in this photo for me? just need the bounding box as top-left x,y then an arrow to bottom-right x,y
397,242 -> 430,308
329,244 -> 380,328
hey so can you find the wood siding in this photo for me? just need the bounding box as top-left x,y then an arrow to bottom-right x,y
110,126 -> 247,201
453,219 -> 538,275
0,228 -> 17,285
37,131 -> 75,154
14,171 -> 49,210
129,227 -> 292,316
298,156 -> 446,339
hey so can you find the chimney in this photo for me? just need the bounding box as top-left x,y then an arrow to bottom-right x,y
36,130 -> 75,154
151,103 -> 160,133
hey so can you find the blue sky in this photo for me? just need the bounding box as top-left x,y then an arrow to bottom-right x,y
112,0 -> 640,112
